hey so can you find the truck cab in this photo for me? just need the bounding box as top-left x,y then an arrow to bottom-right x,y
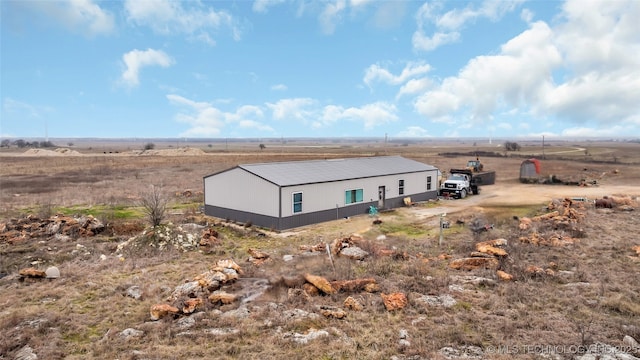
439,170 -> 475,199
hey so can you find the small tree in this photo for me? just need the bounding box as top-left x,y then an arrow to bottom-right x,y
503,141 -> 521,151
140,185 -> 168,227
259,143 -> 266,150
144,142 -> 155,150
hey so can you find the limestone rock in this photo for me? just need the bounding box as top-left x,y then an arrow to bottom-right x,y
331,278 -> 376,292
45,266 -> 60,279
126,285 -> 143,300
19,268 -> 46,278
412,293 -> 457,308
287,288 -> 310,303
343,296 -> 364,311
285,328 -> 330,344
449,257 -> 499,271
302,283 -> 321,296
120,328 -> 144,340
475,239 -> 508,257
150,304 -> 179,321
209,290 -> 238,305
381,292 -> 408,311
14,345 -> 37,360
248,248 -> 271,265
319,305 -> 347,319
304,274 -> 335,295
199,228 -> 219,246
339,246 -> 369,260
623,335 -> 639,350
182,298 -> 203,314
364,283 -> 380,293
496,270 -> 514,281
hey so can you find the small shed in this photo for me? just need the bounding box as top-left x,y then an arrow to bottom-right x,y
520,158 -> 541,183
203,156 -> 439,230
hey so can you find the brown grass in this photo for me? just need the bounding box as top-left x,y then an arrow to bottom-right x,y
1,140 -> 640,359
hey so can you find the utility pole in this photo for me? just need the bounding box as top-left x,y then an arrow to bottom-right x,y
542,135 -> 545,159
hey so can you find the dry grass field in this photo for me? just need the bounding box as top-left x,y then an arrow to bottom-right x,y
1,138 -> 639,359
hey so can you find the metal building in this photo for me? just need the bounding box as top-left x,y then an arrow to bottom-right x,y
203,156 -> 439,230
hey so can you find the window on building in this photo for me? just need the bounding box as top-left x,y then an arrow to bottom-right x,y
293,192 -> 302,213
398,179 -> 405,195
426,176 -> 432,190
345,189 -> 364,204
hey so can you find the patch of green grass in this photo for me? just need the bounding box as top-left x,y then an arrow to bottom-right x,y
378,222 -> 427,237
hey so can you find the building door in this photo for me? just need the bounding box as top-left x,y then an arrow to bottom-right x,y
378,186 -> 385,208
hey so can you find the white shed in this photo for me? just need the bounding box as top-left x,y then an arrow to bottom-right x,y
203,156 -> 439,230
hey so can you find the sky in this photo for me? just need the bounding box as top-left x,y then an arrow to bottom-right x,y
1,0 -> 639,140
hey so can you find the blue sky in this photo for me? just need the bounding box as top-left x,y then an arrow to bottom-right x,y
1,0 -> 639,139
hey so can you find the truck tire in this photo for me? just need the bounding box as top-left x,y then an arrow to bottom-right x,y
459,189 -> 467,199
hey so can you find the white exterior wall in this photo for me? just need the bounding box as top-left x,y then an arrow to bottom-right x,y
280,170 -> 437,217
204,168 -> 280,217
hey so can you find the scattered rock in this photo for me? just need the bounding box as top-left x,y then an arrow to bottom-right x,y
19,267 -> 46,278
449,257 -> 499,271
302,283 -> 321,296
120,328 -> 144,340
304,274 -> 335,295
381,292 -> 408,311
438,345 -> 484,359
199,228 -> 219,246
287,288 -> 310,303
284,328 -> 330,344
126,285 -> 143,300
475,238 -> 508,257
633,246 -> 640,256
343,296 -> 364,311
623,335 -> 639,350
209,291 -> 238,305
176,316 -> 196,330
339,246 -> 369,260
412,293 -> 457,308
14,345 -> 38,360
282,308 -> 320,322
44,266 -> 60,279
248,248 -> 270,265
282,254 -> 294,262
496,270 -> 514,281
319,305 -> 347,319
149,304 -> 179,321
331,278 -> 376,292
204,327 -> 240,336
182,298 -> 204,314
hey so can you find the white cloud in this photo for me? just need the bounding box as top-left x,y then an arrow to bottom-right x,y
267,98 -> 317,121
316,102 -> 398,129
121,49 -> 174,87
412,0 -> 640,135
414,21 -> 561,123
413,0 -> 522,51
20,0 -> 114,36
253,0 -> 286,13
319,0 -> 347,35
271,84 -> 288,91
412,31 -> 460,51
364,62 -> 431,87
396,126 -> 431,137
3,98 -> 43,118
124,0 -> 240,43
396,78 -> 431,99
167,95 -> 273,137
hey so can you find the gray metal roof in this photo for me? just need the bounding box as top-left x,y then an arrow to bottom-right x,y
237,156 -> 436,186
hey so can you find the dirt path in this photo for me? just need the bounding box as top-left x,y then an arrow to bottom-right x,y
410,182 -> 639,220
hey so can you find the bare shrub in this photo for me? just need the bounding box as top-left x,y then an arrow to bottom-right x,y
139,184 -> 168,227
